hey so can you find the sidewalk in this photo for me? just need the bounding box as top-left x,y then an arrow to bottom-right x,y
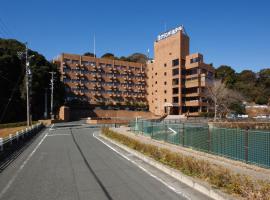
112,126 -> 270,182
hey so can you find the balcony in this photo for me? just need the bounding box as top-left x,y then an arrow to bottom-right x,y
183,92 -> 200,97
184,80 -> 199,88
184,100 -> 207,107
185,62 -> 200,70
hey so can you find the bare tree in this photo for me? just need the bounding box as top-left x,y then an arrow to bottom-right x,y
206,80 -> 243,121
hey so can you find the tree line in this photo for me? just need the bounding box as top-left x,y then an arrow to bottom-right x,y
0,39 -> 65,123
215,65 -> 270,105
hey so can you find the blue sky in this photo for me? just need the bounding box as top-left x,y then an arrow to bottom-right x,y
0,0 -> 269,72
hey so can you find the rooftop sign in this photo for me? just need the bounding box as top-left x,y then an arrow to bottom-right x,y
157,25 -> 185,41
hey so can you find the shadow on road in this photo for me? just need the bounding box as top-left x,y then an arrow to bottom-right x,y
0,129 -> 45,173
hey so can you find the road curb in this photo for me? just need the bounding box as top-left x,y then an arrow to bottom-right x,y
100,133 -> 234,200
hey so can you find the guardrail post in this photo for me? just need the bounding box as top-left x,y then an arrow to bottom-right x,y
0,138 -> 3,151
21,130 -> 25,139
16,131 -> 19,143
245,128 -> 249,163
9,134 -> 12,145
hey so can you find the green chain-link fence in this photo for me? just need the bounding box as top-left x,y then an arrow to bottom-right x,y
129,119 -> 270,168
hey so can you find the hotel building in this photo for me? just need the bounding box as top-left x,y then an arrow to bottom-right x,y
147,25 -> 215,116
55,53 -> 147,106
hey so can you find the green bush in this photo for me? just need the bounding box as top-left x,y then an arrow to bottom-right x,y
102,128 -> 270,200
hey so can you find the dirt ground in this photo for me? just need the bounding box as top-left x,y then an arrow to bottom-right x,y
0,126 -> 27,139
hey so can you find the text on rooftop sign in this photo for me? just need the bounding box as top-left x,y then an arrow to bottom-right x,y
157,25 -> 184,41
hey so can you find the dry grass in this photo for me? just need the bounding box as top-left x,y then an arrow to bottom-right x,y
0,126 -> 27,139
102,127 -> 270,200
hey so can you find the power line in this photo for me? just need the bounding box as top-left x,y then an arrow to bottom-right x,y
0,17 -> 14,38
0,68 -> 24,123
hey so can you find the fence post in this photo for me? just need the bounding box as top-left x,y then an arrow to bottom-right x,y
182,123 -> 185,146
0,138 -> 3,151
165,124 -> 168,142
245,128 -> 249,163
208,125 -> 211,152
141,120 -> 144,135
151,121 -> 153,138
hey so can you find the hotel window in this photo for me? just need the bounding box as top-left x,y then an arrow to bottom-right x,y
164,72 -> 167,76
164,81 -> 167,85
190,57 -> 200,64
172,59 -> 179,67
164,63 -> 167,67
164,90 -> 167,94
173,97 -> 179,103
164,99 -> 167,102
172,78 -> 179,85
72,60 -> 79,64
172,68 -> 179,76
173,88 -> 179,94
155,81 -> 157,84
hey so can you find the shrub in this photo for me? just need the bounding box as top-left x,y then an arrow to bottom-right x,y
101,127 -> 270,200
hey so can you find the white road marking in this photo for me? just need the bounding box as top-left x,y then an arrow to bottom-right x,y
93,132 -> 191,200
0,124 -> 54,198
168,127 -> 177,134
47,133 -> 71,137
49,124 -> 54,131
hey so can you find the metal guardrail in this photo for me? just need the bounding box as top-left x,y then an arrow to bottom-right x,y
0,123 -> 44,152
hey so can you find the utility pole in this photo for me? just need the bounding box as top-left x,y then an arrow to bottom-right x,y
49,72 -> 56,120
44,88 -> 48,119
25,43 -> 30,127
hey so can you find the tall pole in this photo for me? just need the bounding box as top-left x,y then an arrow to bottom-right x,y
50,72 -> 56,120
25,42 -> 30,127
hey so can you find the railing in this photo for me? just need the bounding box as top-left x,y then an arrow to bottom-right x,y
130,119 -> 270,169
0,123 -> 44,152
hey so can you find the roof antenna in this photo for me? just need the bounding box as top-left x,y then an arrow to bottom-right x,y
164,22 -> 167,32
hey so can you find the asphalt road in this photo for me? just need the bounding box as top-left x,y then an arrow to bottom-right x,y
0,121 -> 212,200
